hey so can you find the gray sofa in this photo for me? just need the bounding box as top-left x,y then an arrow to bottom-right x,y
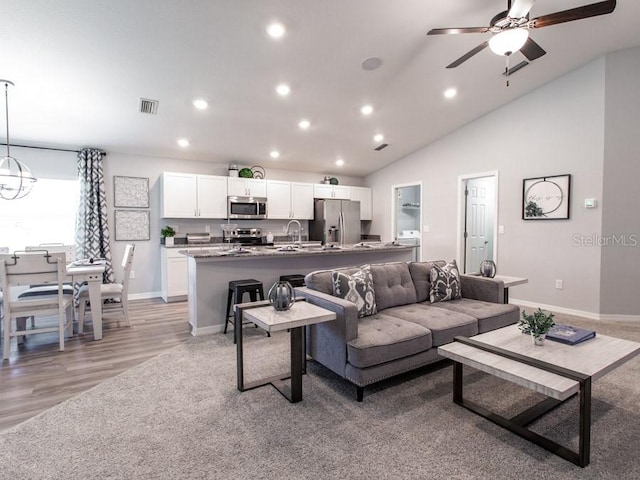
296,261 -> 520,401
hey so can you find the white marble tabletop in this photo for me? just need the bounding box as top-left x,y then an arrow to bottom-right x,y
439,324 -> 640,400
493,275 -> 528,288
241,301 -> 336,333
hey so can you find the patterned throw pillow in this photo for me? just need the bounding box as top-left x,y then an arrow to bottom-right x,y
429,260 -> 462,303
332,264 -> 377,318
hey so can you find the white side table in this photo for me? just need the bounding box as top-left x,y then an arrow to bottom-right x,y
235,299 -> 336,403
493,275 -> 528,303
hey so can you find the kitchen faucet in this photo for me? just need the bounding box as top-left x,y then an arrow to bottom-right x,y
286,219 -> 302,245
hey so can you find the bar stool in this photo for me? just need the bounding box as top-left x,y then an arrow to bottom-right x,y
224,279 -> 267,343
279,274 -> 305,288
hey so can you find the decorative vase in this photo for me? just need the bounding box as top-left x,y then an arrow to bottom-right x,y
268,281 -> 295,311
533,333 -> 546,346
165,237 -> 174,247
480,260 -> 497,278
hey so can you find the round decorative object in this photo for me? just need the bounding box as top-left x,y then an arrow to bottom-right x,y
238,168 -> 253,178
250,165 -> 265,179
268,281 -> 295,311
533,333 -> 546,346
329,177 -> 339,185
480,260 -> 497,278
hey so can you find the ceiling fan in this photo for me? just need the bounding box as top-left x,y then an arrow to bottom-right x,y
428,0 -> 617,77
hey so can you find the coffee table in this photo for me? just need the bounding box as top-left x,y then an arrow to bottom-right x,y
438,325 -> 640,467
235,299 -> 335,403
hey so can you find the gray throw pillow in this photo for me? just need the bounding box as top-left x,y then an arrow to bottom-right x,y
429,260 -> 461,303
332,264 -> 377,317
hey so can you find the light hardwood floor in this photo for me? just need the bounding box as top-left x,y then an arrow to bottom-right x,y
0,298 -> 192,432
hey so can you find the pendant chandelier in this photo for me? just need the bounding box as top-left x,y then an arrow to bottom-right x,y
0,80 -> 37,200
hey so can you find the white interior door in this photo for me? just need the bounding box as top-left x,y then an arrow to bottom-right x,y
464,176 -> 495,274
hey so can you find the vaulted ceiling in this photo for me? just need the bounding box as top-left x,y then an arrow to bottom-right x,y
2,1 -> 639,176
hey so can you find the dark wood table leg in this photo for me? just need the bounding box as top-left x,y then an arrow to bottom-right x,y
289,326 -> 304,402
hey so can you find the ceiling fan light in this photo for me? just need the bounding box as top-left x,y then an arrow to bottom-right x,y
489,29 -> 529,56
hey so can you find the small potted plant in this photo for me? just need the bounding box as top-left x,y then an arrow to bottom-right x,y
518,308 -> 555,345
161,225 -> 176,246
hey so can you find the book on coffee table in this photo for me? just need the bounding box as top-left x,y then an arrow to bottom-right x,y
546,324 -> 596,345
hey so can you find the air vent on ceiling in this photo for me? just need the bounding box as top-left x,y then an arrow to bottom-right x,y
374,143 -> 389,151
139,98 -> 159,115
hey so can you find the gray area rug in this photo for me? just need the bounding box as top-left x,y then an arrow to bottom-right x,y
1,318 -> 639,479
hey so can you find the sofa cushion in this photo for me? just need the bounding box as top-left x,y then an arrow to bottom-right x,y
385,304 -> 478,346
346,314 -> 432,369
305,266 -> 361,295
409,261 -> 445,303
430,298 -> 520,333
332,265 -> 377,318
370,262 -> 417,311
430,260 -> 462,303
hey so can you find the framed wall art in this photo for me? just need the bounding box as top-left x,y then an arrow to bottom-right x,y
522,174 -> 571,220
114,175 -> 149,208
114,209 -> 150,241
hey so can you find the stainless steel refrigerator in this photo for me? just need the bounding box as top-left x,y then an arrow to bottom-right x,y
309,199 -> 361,245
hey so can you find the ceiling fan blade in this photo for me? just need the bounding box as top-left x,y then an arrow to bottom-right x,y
446,41 -> 489,68
503,60 -> 529,76
519,37 -> 546,61
508,0 -> 535,19
531,0 -> 616,29
427,27 -> 489,35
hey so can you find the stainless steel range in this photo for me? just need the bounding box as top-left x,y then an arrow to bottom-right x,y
223,227 -> 271,246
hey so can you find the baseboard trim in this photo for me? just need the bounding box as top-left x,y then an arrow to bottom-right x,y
128,291 -> 162,301
191,324 -> 225,336
510,298 -> 640,322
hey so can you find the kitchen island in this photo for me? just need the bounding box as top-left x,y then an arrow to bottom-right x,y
180,243 -> 416,335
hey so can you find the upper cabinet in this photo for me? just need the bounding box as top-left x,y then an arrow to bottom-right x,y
313,184 -> 350,200
228,177 -> 267,197
266,180 -> 314,220
350,186 -> 373,221
161,172 -> 228,218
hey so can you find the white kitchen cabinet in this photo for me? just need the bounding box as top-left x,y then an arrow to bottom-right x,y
350,186 -> 373,220
161,247 -> 189,302
161,172 -> 228,218
313,184 -> 350,200
161,172 -> 197,218
227,177 -> 267,197
266,180 -> 314,220
291,182 -> 314,219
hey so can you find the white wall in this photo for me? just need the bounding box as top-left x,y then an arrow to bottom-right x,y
102,153 -> 365,296
366,59 -> 607,315
600,47 -> 640,316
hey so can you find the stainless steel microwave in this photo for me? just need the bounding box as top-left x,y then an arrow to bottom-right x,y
227,196 -> 267,219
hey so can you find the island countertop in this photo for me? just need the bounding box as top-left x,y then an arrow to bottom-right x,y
178,242 -> 414,260
183,242 -> 416,336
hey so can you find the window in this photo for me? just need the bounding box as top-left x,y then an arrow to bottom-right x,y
0,178 -> 79,252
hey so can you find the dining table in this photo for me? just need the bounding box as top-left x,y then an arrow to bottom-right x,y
66,262 -> 106,340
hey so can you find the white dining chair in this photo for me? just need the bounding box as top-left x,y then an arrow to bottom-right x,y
78,244 -> 135,334
1,251 -> 74,360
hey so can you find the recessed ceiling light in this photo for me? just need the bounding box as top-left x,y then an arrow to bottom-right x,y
177,138 -> 189,148
192,98 -> 208,110
373,133 -> 384,143
298,119 -> 311,130
266,22 -> 286,39
276,84 -> 291,96
335,159 -> 345,167
360,104 -> 374,116
444,88 -> 457,99
270,150 -> 280,159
